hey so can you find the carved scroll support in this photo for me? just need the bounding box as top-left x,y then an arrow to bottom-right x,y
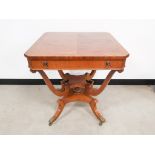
48,94 -> 105,125
38,70 -> 69,97
30,69 -> 122,126
58,70 -> 68,80
87,70 -> 116,96
86,70 -> 96,80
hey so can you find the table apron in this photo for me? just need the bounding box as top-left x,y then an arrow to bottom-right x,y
28,59 -> 126,70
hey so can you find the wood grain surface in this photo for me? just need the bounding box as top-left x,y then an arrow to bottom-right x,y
24,32 -> 129,125
25,32 -> 129,60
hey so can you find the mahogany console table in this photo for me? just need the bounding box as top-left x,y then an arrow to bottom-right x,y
24,32 -> 129,126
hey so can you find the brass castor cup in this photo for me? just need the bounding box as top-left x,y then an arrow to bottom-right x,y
49,121 -> 53,126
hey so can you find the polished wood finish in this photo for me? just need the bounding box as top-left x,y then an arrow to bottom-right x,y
25,32 -> 128,59
38,70 -> 117,125
27,59 -> 125,70
25,32 -> 129,126
25,32 -> 128,70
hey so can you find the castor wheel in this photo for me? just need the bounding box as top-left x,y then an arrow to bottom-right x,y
99,121 -> 103,126
99,118 -> 105,126
49,122 -> 53,126
49,120 -> 54,126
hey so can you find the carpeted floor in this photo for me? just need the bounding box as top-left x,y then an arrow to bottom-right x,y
0,85 -> 155,134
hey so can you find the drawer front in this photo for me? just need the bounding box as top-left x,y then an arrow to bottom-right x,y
29,60 -> 125,70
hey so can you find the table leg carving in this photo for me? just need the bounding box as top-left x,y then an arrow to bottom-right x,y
36,69 -> 119,125
48,94 -> 91,126
38,70 -> 69,97
48,93 -> 105,125
86,70 -> 96,80
58,70 -> 68,80
88,70 -> 116,96
62,94 -> 92,103
49,99 -> 65,126
89,98 -> 105,125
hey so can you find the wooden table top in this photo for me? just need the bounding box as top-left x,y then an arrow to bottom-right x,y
24,32 -> 129,60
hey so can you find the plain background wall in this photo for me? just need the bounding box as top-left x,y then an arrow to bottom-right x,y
0,20 -> 155,79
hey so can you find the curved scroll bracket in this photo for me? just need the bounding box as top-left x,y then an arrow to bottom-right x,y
88,70 -> 116,96
58,70 -> 68,80
86,70 -> 96,80
38,70 -> 69,97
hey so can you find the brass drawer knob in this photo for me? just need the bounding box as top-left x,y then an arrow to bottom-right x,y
43,61 -> 48,68
105,61 -> 111,68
